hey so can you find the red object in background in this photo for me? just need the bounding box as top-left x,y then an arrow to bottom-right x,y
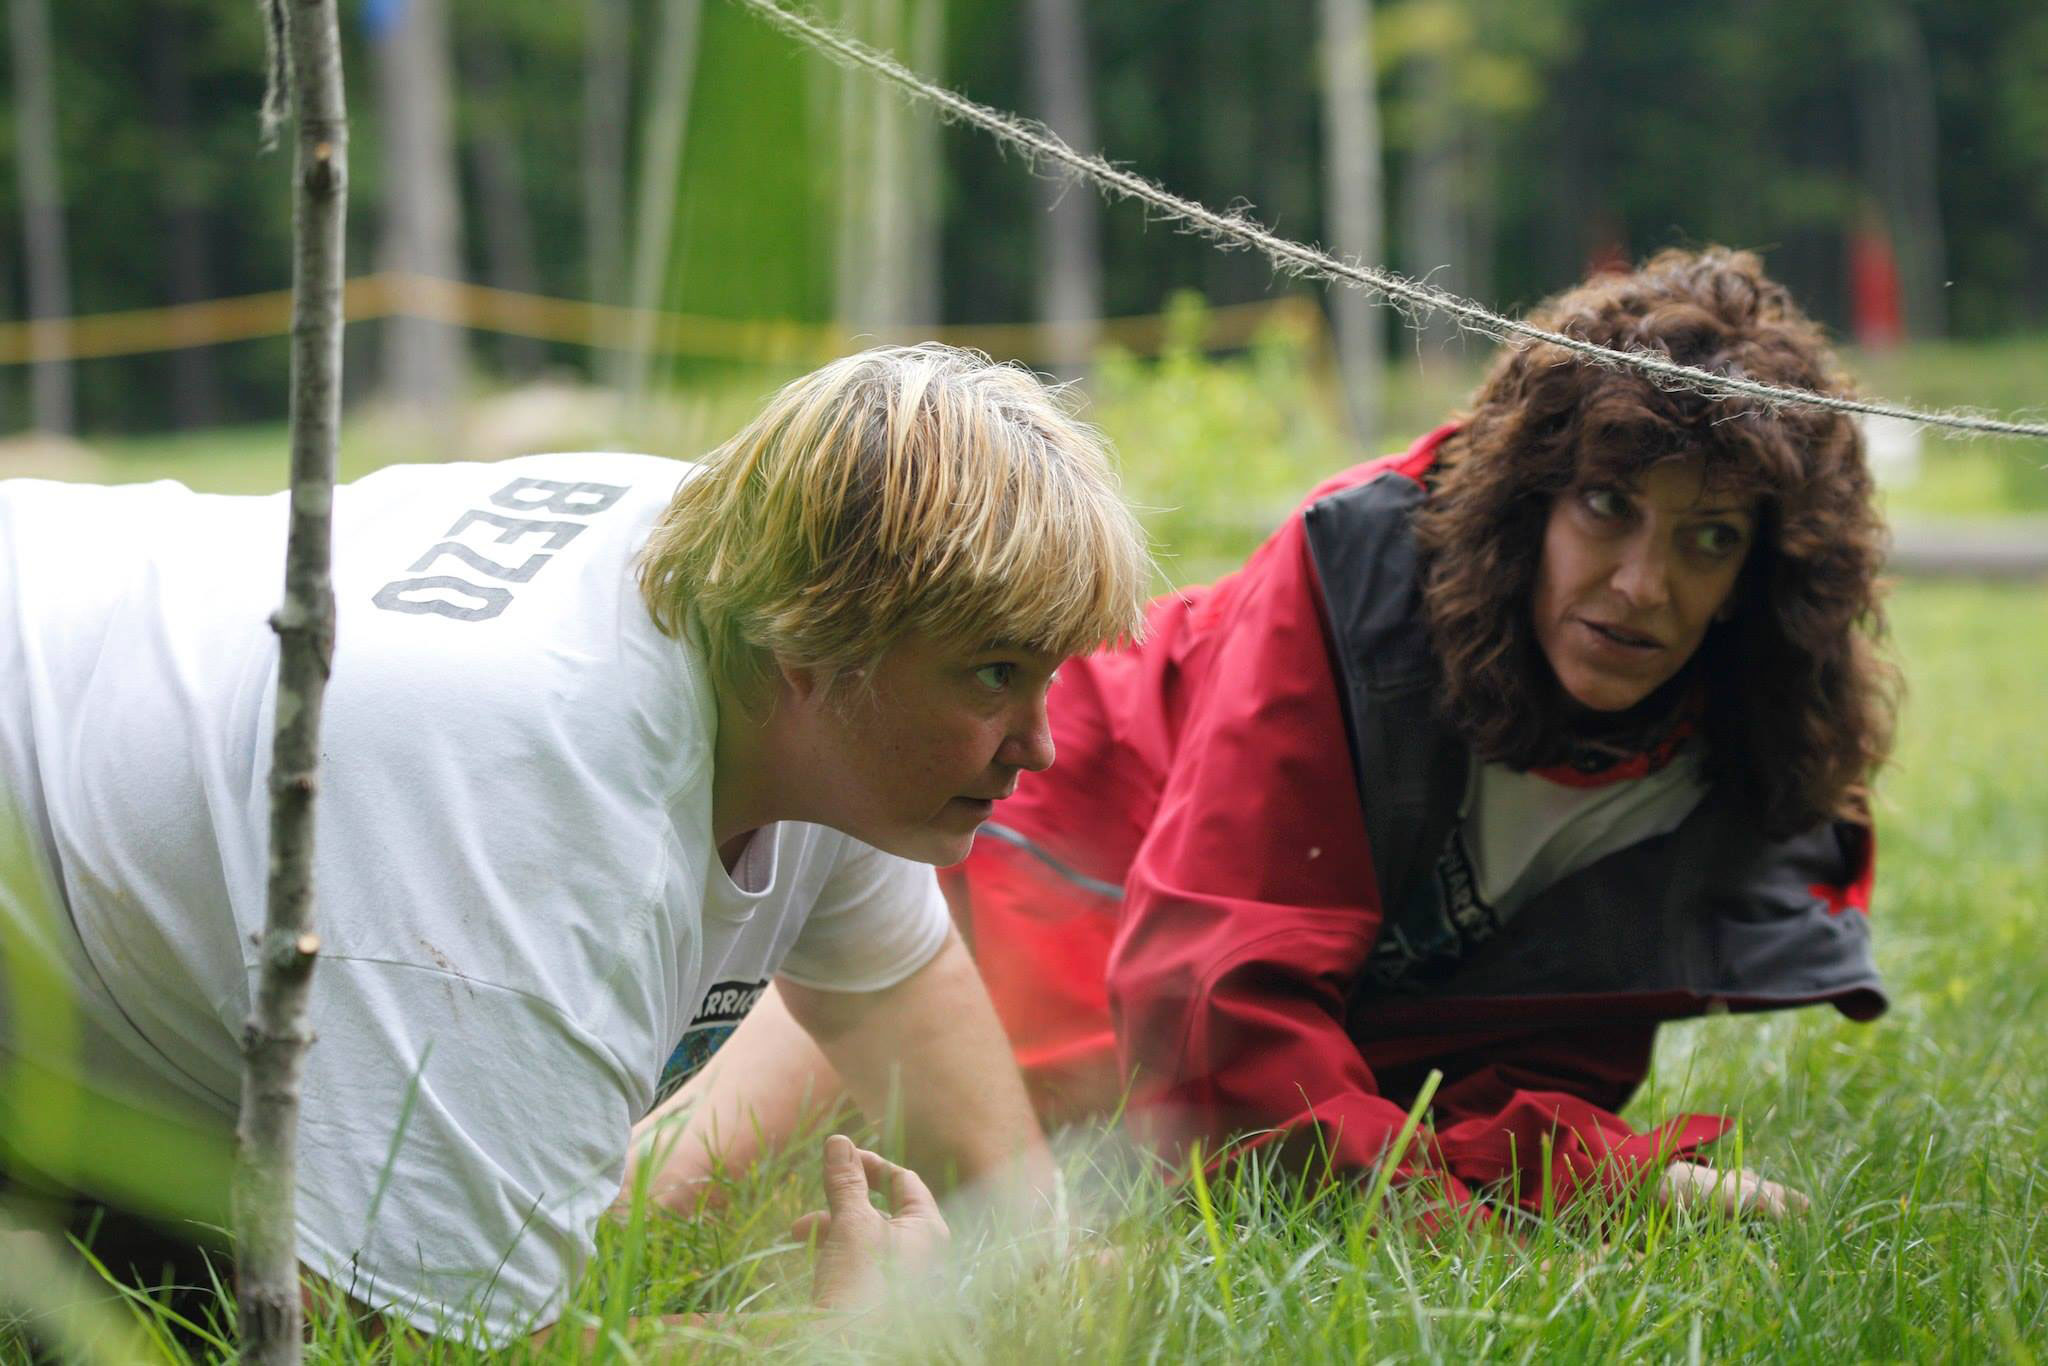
1850,218 -> 1905,348
1585,238 -> 1632,279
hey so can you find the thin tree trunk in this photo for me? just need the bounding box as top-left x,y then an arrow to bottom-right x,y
8,0 -> 74,435
834,0 -> 915,333
1318,0 -> 1383,449
463,41 -> 547,380
235,0 -> 346,1357
148,2 -> 223,429
1026,0 -> 1101,376
834,0 -> 872,329
903,0 -> 944,327
621,0 -> 703,408
867,0 -> 909,329
583,0 -> 630,386
373,0 -> 465,420
0,232 -> 14,430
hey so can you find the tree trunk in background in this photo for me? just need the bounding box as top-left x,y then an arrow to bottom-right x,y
621,0 -> 702,407
833,0 -> 871,330
867,0 -> 910,329
1465,118 -> 1497,325
0,232 -> 13,429
835,0 -> 922,334
1858,1 -> 1947,339
1318,0 -> 1383,449
8,0 -> 74,434
463,41 -> 546,380
903,0 -> 944,327
582,0 -> 630,385
1026,0 -> 1102,376
373,0 -> 466,421
1543,54 -> 1592,290
148,2 -> 222,429
1398,49 -> 1465,357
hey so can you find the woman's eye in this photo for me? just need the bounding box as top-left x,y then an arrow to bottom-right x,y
1692,523 -> 1746,556
1580,487 -> 1629,520
974,663 -> 1015,691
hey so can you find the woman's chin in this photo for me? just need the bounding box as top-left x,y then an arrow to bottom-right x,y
1557,671 -> 1658,714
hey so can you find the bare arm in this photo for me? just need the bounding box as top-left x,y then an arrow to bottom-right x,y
778,927 -> 1058,1213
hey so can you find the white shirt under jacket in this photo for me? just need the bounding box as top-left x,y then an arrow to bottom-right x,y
0,452 -> 949,1341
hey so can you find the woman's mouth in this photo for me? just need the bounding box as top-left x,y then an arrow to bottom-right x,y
1579,618 -> 1662,651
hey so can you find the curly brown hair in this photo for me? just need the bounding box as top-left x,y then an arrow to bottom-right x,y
1412,247 -> 1898,838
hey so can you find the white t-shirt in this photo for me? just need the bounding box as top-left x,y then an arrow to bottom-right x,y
0,453 -> 949,1340
1464,747 -> 1709,920
1380,745 -> 1710,979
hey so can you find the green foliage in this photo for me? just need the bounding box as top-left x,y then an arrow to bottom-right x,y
9,0 -> 2048,436
1853,335 -> 2048,516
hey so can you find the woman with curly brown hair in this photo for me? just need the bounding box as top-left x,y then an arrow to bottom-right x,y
632,248 -> 1897,1227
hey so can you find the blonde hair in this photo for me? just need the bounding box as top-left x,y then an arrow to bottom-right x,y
638,344 -> 1149,700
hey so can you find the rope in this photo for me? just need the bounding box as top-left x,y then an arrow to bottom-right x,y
730,0 -> 2048,445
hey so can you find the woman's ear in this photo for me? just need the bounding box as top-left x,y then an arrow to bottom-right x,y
774,654 -> 830,707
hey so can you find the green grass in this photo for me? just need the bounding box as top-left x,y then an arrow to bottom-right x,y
5,345 -> 2048,1360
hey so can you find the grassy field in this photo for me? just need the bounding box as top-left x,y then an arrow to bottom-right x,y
4,340 -> 2047,1360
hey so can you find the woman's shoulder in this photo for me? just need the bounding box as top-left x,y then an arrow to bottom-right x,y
1297,422 -> 1460,514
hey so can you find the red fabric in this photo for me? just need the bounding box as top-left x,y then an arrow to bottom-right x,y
1528,692 -> 1701,789
1850,221 -> 1905,349
1812,823 -> 1876,916
961,426 -> 1730,1217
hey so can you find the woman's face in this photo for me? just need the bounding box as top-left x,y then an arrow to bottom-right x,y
1531,455 -> 1757,712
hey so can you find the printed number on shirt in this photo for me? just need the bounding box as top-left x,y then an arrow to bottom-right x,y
371,477 -> 629,622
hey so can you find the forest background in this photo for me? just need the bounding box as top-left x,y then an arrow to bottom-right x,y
3,0 -> 2047,446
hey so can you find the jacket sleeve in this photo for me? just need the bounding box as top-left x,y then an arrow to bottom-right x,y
1425,1024 -> 1728,1212
1104,511 -> 1471,1197
1103,512 -> 1724,1213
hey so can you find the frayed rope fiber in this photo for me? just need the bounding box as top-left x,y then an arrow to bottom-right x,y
731,0 -> 2048,445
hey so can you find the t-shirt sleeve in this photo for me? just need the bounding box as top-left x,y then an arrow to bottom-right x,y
775,836 -> 951,993
289,957 -> 639,1345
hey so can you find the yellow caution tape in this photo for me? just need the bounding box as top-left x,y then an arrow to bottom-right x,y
0,272 -> 1326,367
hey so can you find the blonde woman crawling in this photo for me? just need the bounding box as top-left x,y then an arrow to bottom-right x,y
0,345 -> 1149,1343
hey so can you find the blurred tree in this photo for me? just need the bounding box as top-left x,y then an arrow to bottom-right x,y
7,0 -> 73,433
1027,0 -> 1103,375
1320,0 -> 1385,446
369,0 -> 466,420
1379,0 -> 1566,331
6,0 -> 2048,437
1853,0 -> 1945,339
146,4 -> 223,427
832,0 -> 943,332
622,0 -> 701,406
905,0 -> 945,325
460,34 -> 546,379
583,0 -> 630,380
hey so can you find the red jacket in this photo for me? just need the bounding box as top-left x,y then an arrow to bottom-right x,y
980,425 -> 1882,1216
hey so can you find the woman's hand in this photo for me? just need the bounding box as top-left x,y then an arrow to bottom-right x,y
1655,1160 -> 1811,1220
791,1134 -> 952,1310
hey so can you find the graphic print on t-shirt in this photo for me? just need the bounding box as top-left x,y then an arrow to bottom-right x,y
370,476 -> 631,621
655,977 -> 770,1104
